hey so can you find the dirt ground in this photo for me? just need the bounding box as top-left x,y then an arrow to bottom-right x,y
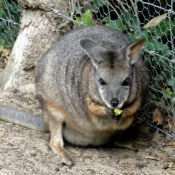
0,86 -> 175,175
0,121 -> 175,175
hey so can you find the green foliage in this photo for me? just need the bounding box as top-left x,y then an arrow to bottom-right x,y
161,88 -> 174,107
0,0 -> 20,48
76,10 -> 95,27
164,88 -> 174,100
92,0 -> 105,13
104,11 -> 139,33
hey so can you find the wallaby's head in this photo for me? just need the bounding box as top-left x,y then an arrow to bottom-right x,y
80,38 -> 145,109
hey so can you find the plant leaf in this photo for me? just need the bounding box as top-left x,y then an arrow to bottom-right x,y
76,10 -> 94,27
164,88 -> 174,98
92,0 -> 105,12
83,10 -> 95,26
143,13 -> 167,28
0,39 -> 5,46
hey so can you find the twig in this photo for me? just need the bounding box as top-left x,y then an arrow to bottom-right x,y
144,156 -> 160,161
137,116 -> 175,140
69,0 -> 76,18
117,0 -> 126,11
129,0 -> 137,16
103,0 -> 120,17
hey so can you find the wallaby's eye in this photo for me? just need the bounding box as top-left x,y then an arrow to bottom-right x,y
122,77 -> 131,86
99,78 -> 106,85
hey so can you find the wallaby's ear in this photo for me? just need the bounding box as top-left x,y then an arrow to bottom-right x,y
80,38 -> 107,68
125,38 -> 146,65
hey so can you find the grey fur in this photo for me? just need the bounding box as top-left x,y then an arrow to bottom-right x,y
0,104 -> 47,131
36,25 -> 149,145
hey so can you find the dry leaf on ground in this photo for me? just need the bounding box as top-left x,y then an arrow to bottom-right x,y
166,142 -> 175,146
167,115 -> 174,128
0,46 -> 11,57
0,46 -> 10,69
153,108 -> 164,125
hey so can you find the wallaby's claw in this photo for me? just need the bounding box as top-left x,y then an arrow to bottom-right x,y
60,154 -> 74,168
113,113 -> 122,121
68,164 -> 73,169
135,148 -> 139,152
105,108 -> 115,117
60,162 -> 65,166
110,109 -> 115,117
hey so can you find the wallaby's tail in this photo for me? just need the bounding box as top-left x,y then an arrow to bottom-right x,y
0,104 -> 48,132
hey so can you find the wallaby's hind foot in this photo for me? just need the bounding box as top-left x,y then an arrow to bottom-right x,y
114,140 -> 141,152
50,125 -> 74,167
44,106 -> 74,167
50,126 -> 74,167
50,140 -> 74,168
113,130 -> 143,151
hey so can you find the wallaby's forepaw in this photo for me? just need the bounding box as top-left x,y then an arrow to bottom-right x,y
104,107 -> 115,117
86,95 -> 114,117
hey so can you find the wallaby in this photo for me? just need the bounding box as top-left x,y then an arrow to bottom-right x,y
0,25 -> 149,168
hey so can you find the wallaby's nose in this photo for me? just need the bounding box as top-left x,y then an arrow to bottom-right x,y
110,98 -> 119,107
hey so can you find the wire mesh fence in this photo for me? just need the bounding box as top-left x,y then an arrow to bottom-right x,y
0,0 -> 20,48
1,0 -> 175,139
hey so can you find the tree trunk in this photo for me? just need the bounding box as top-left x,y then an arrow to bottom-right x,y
0,0 -> 71,92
